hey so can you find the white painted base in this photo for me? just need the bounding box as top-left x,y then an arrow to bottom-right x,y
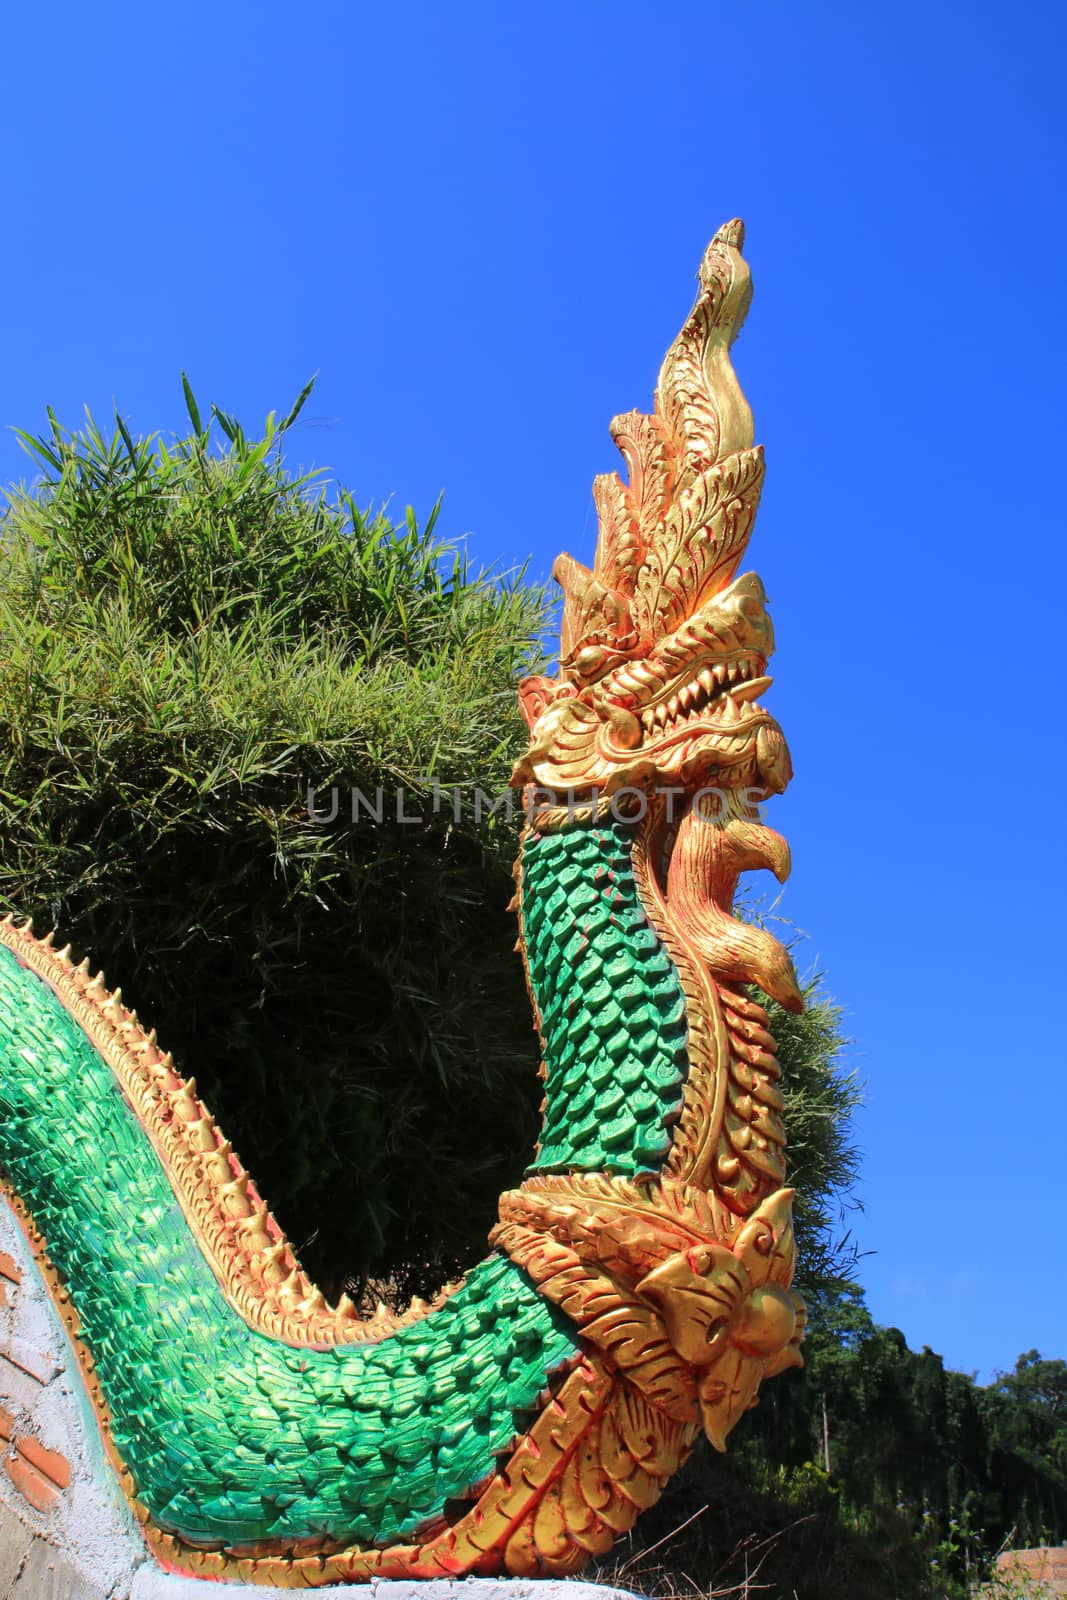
0,1198 -> 145,1598
0,1201 -> 644,1600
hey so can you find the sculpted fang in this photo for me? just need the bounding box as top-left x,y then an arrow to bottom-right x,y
0,220 -> 806,1584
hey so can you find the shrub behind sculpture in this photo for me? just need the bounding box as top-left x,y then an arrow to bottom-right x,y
0,390 -> 552,1295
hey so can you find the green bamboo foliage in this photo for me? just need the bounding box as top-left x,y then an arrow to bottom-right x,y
0,382 -> 554,1296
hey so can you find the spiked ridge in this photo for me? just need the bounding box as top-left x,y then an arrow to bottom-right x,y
0,915 -> 439,1345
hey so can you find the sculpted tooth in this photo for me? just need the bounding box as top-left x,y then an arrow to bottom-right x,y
222,1173 -> 253,1217
713,663 -> 728,685
667,694 -> 680,718
721,694 -> 740,724
240,1209 -> 270,1245
699,667 -> 715,695
190,1116 -> 217,1153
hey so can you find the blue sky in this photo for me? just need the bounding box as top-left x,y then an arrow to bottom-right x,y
1,3 -> 1064,1381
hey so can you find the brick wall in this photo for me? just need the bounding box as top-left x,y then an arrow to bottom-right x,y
995,1548 -> 1067,1596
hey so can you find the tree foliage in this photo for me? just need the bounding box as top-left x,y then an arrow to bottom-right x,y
603,1294 -> 1067,1600
763,982 -> 862,1295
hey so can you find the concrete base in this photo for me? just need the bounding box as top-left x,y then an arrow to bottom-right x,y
0,1493 -> 644,1600
0,1200 -> 644,1600
131,1585 -> 643,1600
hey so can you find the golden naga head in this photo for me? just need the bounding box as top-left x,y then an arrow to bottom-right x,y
634,1188 -> 806,1448
513,220 -> 791,804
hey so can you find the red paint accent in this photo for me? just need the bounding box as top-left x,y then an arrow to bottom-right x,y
15,1434 -> 71,1489
4,1452 -> 60,1513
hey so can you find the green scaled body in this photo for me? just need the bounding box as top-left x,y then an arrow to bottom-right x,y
522,819 -> 688,1170
0,945 -> 576,1545
0,816 -> 688,1549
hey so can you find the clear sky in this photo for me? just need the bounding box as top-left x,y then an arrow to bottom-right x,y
1,3 -> 1063,1382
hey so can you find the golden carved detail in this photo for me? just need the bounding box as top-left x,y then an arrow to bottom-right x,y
493,1174 -> 804,1452
631,795 -> 797,1208
503,217 -> 809,1491
513,221 -> 791,806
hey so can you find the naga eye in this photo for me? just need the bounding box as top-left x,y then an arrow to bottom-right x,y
575,644 -> 607,677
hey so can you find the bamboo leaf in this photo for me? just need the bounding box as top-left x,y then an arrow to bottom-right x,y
181,372 -> 203,436
279,375 -> 316,434
114,408 -> 138,465
11,427 -> 62,472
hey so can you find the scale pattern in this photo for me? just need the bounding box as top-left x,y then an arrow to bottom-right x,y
0,946 -> 578,1549
522,820 -> 688,1171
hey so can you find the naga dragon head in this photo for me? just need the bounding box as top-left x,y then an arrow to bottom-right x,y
513,220 -> 791,805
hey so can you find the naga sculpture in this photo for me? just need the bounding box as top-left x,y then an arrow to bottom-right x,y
0,220 -> 806,1586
